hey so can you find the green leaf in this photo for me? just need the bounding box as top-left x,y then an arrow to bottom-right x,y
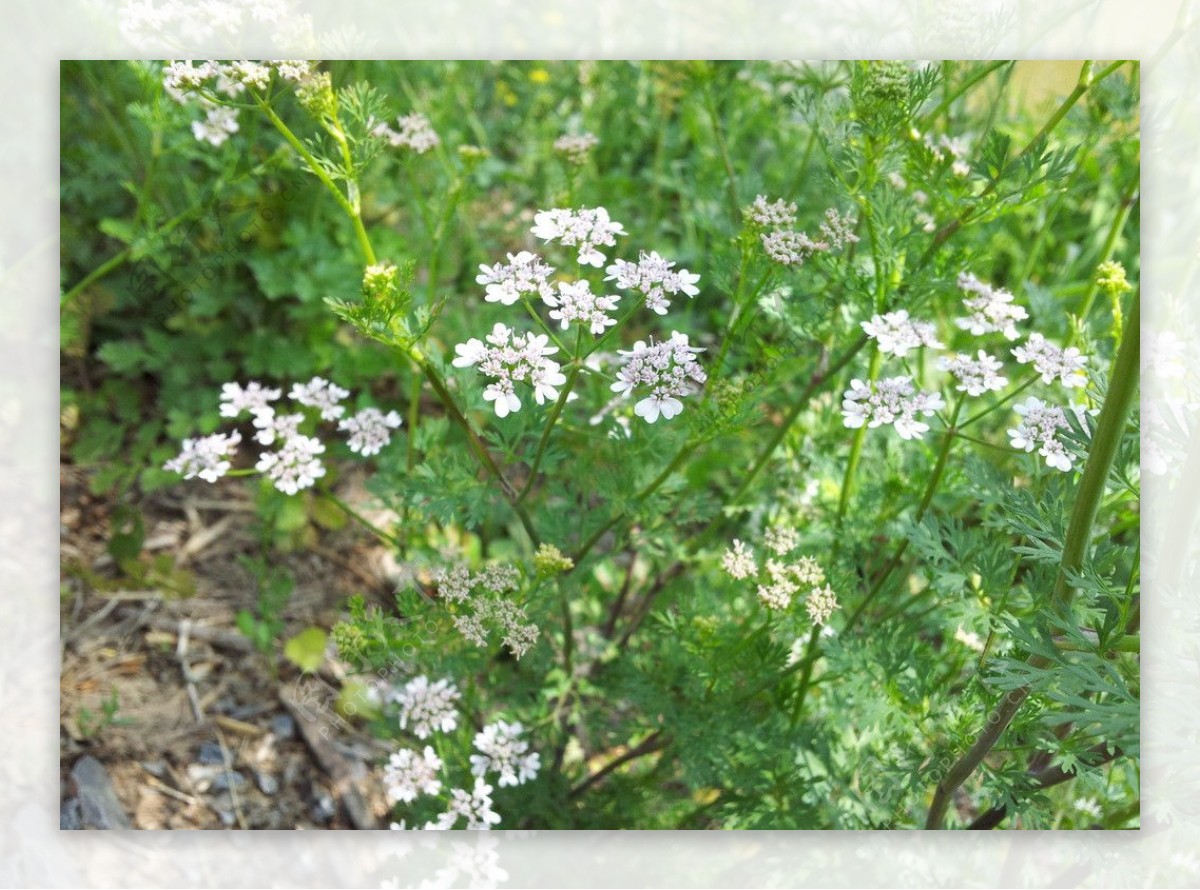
284,627 -> 328,673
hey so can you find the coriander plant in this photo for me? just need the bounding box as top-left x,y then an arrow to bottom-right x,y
70,59 -> 1139,829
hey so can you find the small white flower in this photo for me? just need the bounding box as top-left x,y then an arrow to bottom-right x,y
955,272 -> 1029,340
470,720 -> 540,788
745,195 -> 798,229
1007,396 -> 1077,472
818,208 -> 859,251
604,250 -> 700,316
763,526 -> 799,556
454,325 -> 564,418
954,625 -> 985,653
191,105 -> 239,146
289,376 -> 350,421
861,310 -> 943,357
841,376 -> 945,440
937,350 -> 1009,396
611,332 -> 707,424
553,132 -> 599,164
761,229 -> 826,266
444,777 -> 502,830
219,380 -> 281,417
164,430 -> 241,483
721,539 -> 757,580
394,676 -> 460,739
382,745 -> 443,803
251,410 -> 303,446
453,338 -> 487,368
531,206 -> 627,267
338,407 -> 402,456
476,251 -> 556,306
546,279 -> 620,335
1012,333 -> 1088,389
805,585 -> 840,625
373,113 -> 440,153
255,433 -> 326,495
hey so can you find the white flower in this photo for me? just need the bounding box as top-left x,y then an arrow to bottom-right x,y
841,376 -> 945,440
444,778 -> 502,830
394,676 -> 461,739
553,132 -> 599,164
476,251 -> 556,306
955,272 -> 1029,339
721,539 -> 757,580
818,208 -> 859,251
470,720 -> 541,788
545,279 -> 620,335
251,410 -> 303,446
763,526 -> 799,556
454,324 -> 565,418
255,433 -> 325,494
937,350 -> 1009,396
164,430 -> 241,483
954,625 -> 985,653
745,195 -> 798,229
761,229 -> 826,266
805,585 -> 840,625
757,577 -> 797,610
1012,333 -> 1088,389
382,745 -> 443,803
604,250 -> 700,315
861,310 -> 943,357
219,380 -> 281,417
436,565 -> 475,603
372,113 -> 439,153
611,331 -> 707,424
530,206 -> 627,267
1007,396 -> 1077,472
338,407 -> 402,456
289,376 -> 350,421
191,105 -> 239,146
453,338 -> 487,368
475,564 -> 521,593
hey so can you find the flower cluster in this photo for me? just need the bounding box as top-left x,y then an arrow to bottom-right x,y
435,564 -> 540,659
164,377 -> 401,494
1012,333 -> 1088,389
476,251 -> 556,306
469,720 -> 541,788
611,332 -> 708,423
531,207 -> 627,267
721,527 -> 836,617
841,376 -> 946,440
453,323 -> 566,418
936,350 -> 1009,397
456,206 -> 705,424
393,675 -> 461,739
604,251 -> 700,316
161,59 -> 317,146
553,132 -> 599,164
747,195 -> 858,267
338,407 -> 403,456
955,272 -> 1029,339
861,309 -> 943,357
745,195 -> 798,229
383,745 -> 443,803
372,113 -> 440,154
545,280 -> 621,334
163,431 -> 242,483
1007,396 -> 1077,472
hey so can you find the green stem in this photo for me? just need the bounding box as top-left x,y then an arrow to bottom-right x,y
519,364 -> 583,502
923,62 -> 1011,126
702,82 -> 742,228
924,290 -> 1139,830
321,491 -> 400,549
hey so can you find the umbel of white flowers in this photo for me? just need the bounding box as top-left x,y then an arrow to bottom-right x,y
163,376 -> 401,494
453,206 -> 706,423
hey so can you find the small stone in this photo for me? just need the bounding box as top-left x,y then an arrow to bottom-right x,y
71,755 -> 132,830
270,714 -> 296,740
196,741 -> 224,764
140,760 -> 167,778
254,771 -> 278,795
310,786 -> 336,824
210,770 -> 247,792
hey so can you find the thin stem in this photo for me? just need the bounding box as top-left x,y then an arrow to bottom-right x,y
925,290 -> 1139,829
568,730 -> 668,799
519,364 -> 583,502
702,83 -> 742,229
320,491 -> 400,549
924,62 -> 1011,127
